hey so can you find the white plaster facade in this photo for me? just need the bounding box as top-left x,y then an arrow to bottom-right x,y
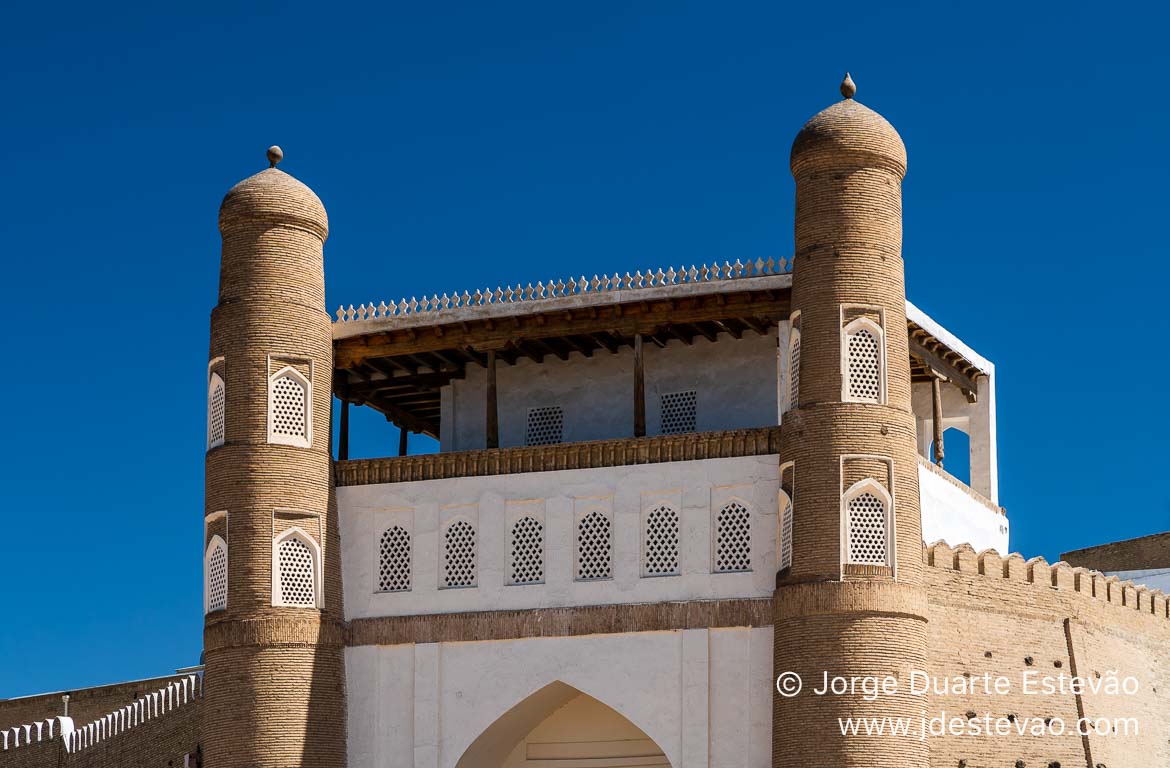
345,627 -> 774,768
918,461 -> 1009,554
339,456 -> 780,619
440,330 -> 784,452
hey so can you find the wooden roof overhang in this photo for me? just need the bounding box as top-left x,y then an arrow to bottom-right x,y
332,280 -> 792,438
907,318 -> 985,400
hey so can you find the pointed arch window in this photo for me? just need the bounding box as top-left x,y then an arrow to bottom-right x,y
778,490 -> 793,572
377,526 -> 411,593
843,318 -> 885,403
207,372 -> 225,450
268,366 -> 311,447
272,528 -> 321,607
715,500 -> 751,573
643,505 -> 680,577
204,535 -> 228,614
843,480 -> 892,567
442,519 -> 477,589
787,326 -> 801,411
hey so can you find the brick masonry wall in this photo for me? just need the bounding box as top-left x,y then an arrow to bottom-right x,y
923,542 -> 1170,767
1062,531 -> 1170,572
0,675 -> 189,733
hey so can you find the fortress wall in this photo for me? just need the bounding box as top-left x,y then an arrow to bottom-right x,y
0,674 -> 191,732
923,542 -> 1170,767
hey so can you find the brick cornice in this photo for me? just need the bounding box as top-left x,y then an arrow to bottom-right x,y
203,615 -> 346,651
346,598 -> 773,646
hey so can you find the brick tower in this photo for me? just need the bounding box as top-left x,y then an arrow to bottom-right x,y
773,76 -> 928,767
202,147 -> 347,767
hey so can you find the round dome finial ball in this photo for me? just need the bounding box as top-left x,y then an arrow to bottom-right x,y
267,145 -> 284,168
840,72 -> 856,99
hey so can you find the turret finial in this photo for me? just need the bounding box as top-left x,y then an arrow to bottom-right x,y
840,72 -> 856,99
267,145 -> 283,168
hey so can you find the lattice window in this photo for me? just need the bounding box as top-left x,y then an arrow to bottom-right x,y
269,367 -> 310,446
715,501 -> 751,573
788,329 -> 801,410
207,373 -> 225,449
660,391 -> 697,435
576,511 -> 612,580
526,406 -> 564,446
443,519 -> 477,588
276,535 -> 317,607
846,490 -> 889,566
509,516 -> 544,585
643,505 -> 679,576
378,526 -> 411,593
778,492 -> 793,571
205,537 -> 227,613
845,322 -> 883,402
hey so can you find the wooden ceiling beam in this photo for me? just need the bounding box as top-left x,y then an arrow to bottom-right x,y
366,398 -> 439,439
908,338 -> 980,397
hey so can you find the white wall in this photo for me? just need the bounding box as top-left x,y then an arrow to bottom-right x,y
345,628 -> 774,768
911,373 -> 998,504
919,461 -> 1009,553
441,330 -> 781,451
339,456 -> 779,619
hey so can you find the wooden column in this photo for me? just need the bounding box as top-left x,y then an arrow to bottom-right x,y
931,373 -> 945,467
338,397 -> 350,461
486,350 -> 499,449
633,333 -> 646,437
398,427 -> 408,457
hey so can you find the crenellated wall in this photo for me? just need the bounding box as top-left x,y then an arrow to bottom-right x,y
1,676 -> 201,768
922,541 -> 1170,767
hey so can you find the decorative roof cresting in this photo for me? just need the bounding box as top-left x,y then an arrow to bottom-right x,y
334,256 -> 791,324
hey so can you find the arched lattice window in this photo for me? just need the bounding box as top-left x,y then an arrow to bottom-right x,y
268,366 -> 311,447
643,505 -> 679,577
443,519 -> 477,588
778,490 -> 793,572
844,319 -> 884,403
844,481 -> 891,566
509,516 -> 544,585
207,372 -> 225,450
205,535 -> 227,614
576,510 -> 612,581
273,529 -> 319,607
715,501 -> 751,573
787,327 -> 801,410
378,526 -> 411,593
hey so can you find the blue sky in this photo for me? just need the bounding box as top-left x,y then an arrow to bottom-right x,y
1,1 -> 1166,698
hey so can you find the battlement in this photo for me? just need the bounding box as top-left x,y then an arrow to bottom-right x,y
1,675 -> 201,757
923,541 -> 1170,626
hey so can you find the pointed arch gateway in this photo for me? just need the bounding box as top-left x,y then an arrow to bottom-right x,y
456,681 -> 671,768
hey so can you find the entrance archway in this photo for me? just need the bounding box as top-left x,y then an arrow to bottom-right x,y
456,681 -> 670,767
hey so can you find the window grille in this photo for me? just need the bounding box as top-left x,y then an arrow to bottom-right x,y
788,330 -> 801,410
269,368 -> 309,445
846,325 -> 882,402
206,538 -> 227,613
207,373 -> 225,449
715,501 -> 751,573
378,526 -> 411,592
277,536 -> 316,606
779,493 -> 793,571
660,391 -> 697,435
643,505 -> 680,576
526,406 -> 564,446
846,491 -> 888,566
443,519 -> 477,588
576,511 -> 612,580
509,516 -> 544,585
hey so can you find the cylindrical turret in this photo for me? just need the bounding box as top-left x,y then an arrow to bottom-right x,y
773,77 -> 928,767
202,147 -> 346,768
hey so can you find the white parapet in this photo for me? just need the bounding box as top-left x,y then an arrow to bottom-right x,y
919,458 -> 1008,554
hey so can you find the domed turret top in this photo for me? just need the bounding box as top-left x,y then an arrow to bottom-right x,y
219,147 -> 328,239
790,74 -> 906,178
